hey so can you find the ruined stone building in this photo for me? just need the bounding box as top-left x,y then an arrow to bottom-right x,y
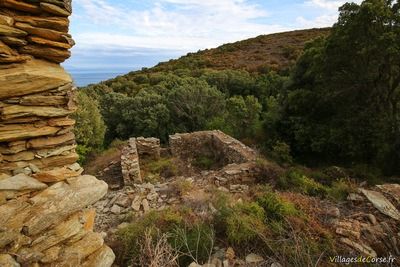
0,1 -> 114,266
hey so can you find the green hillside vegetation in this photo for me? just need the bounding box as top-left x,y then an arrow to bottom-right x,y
152,28 -> 330,73
76,0 -> 400,176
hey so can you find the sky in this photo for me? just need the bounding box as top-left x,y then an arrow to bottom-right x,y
63,0 -> 361,73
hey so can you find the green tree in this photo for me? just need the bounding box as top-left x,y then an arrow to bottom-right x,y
167,79 -> 225,132
283,0 -> 400,173
225,95 -> 262,138
73,91 -> 106,161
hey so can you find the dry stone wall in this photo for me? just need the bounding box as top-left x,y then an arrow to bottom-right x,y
136,137 -> 160,159
0,1 -> 114,266
121,138 -> 142,185
169,130 -> 257,165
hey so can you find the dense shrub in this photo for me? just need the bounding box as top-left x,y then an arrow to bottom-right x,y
277,169 -> 327,197
257,190 -> 299,222
73,91 -> 106,162
270,141 -> 293,165
327,179 -> 356,201
214,200 -> 266,245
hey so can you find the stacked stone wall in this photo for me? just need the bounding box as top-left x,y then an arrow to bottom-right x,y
0,1 -> 114,266
121,138 -> 142,185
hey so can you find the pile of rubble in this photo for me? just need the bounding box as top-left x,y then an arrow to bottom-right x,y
0,1 -> 114,266
330,184 -> 400,258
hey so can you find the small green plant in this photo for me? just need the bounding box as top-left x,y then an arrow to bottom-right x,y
172,178 -> 194,196
278,169 -> 327,197
224,202 -> 266,245
212,191 -> 266,245
257,191 -> 299,222
309,170 -> 332,185
76,144 -> 91,165
327,179 -> 356,201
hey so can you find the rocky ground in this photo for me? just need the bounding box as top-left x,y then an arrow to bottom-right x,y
86,148 -> 400,267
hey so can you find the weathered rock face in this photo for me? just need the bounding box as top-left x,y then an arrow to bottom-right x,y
0,1 -> 115,266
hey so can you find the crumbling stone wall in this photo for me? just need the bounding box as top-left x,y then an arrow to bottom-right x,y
121,138 -> 142,185
169,130 -> 257,165
0,1 -> 114,266
136,137 -> 161,159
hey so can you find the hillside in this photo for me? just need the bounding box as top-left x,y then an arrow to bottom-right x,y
74,1 -> 400,266
150,28 -> 330,73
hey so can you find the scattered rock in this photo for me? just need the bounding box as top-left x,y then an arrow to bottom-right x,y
347,193 -> 364,202
146,192 -> 159,201
110,205 -> 121,215
225,247 -> 235,260
230,184 -> 249,193
142,199 -> 150,213
131,196 -> 141,211
245,253 -> 264,264
115,194 -> 131,208
377,184 -> 400,203
117,222 -> 129,230
325,207 -> 340,218
361,189 -> 400,220
339,237 -> 377,257
366,214 -> 377,225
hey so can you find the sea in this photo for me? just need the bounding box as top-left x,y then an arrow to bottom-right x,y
66,68 -> 137,87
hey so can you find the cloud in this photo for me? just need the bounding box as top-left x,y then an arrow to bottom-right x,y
298,0 -> 362,28
305,0 -> 349,10
305,0 -> 363,11
71,0 -> 289,52
296,14 -> 337,28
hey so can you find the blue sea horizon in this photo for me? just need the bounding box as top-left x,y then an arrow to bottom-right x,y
66,68 -> 136,87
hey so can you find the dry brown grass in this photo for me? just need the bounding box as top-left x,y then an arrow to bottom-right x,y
139,229 -> 179,267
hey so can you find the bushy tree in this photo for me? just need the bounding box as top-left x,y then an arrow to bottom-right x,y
282,0 -> 400,173
167,79 -> 225,132
73,91 -> 106,161
225,95 -> 262,138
